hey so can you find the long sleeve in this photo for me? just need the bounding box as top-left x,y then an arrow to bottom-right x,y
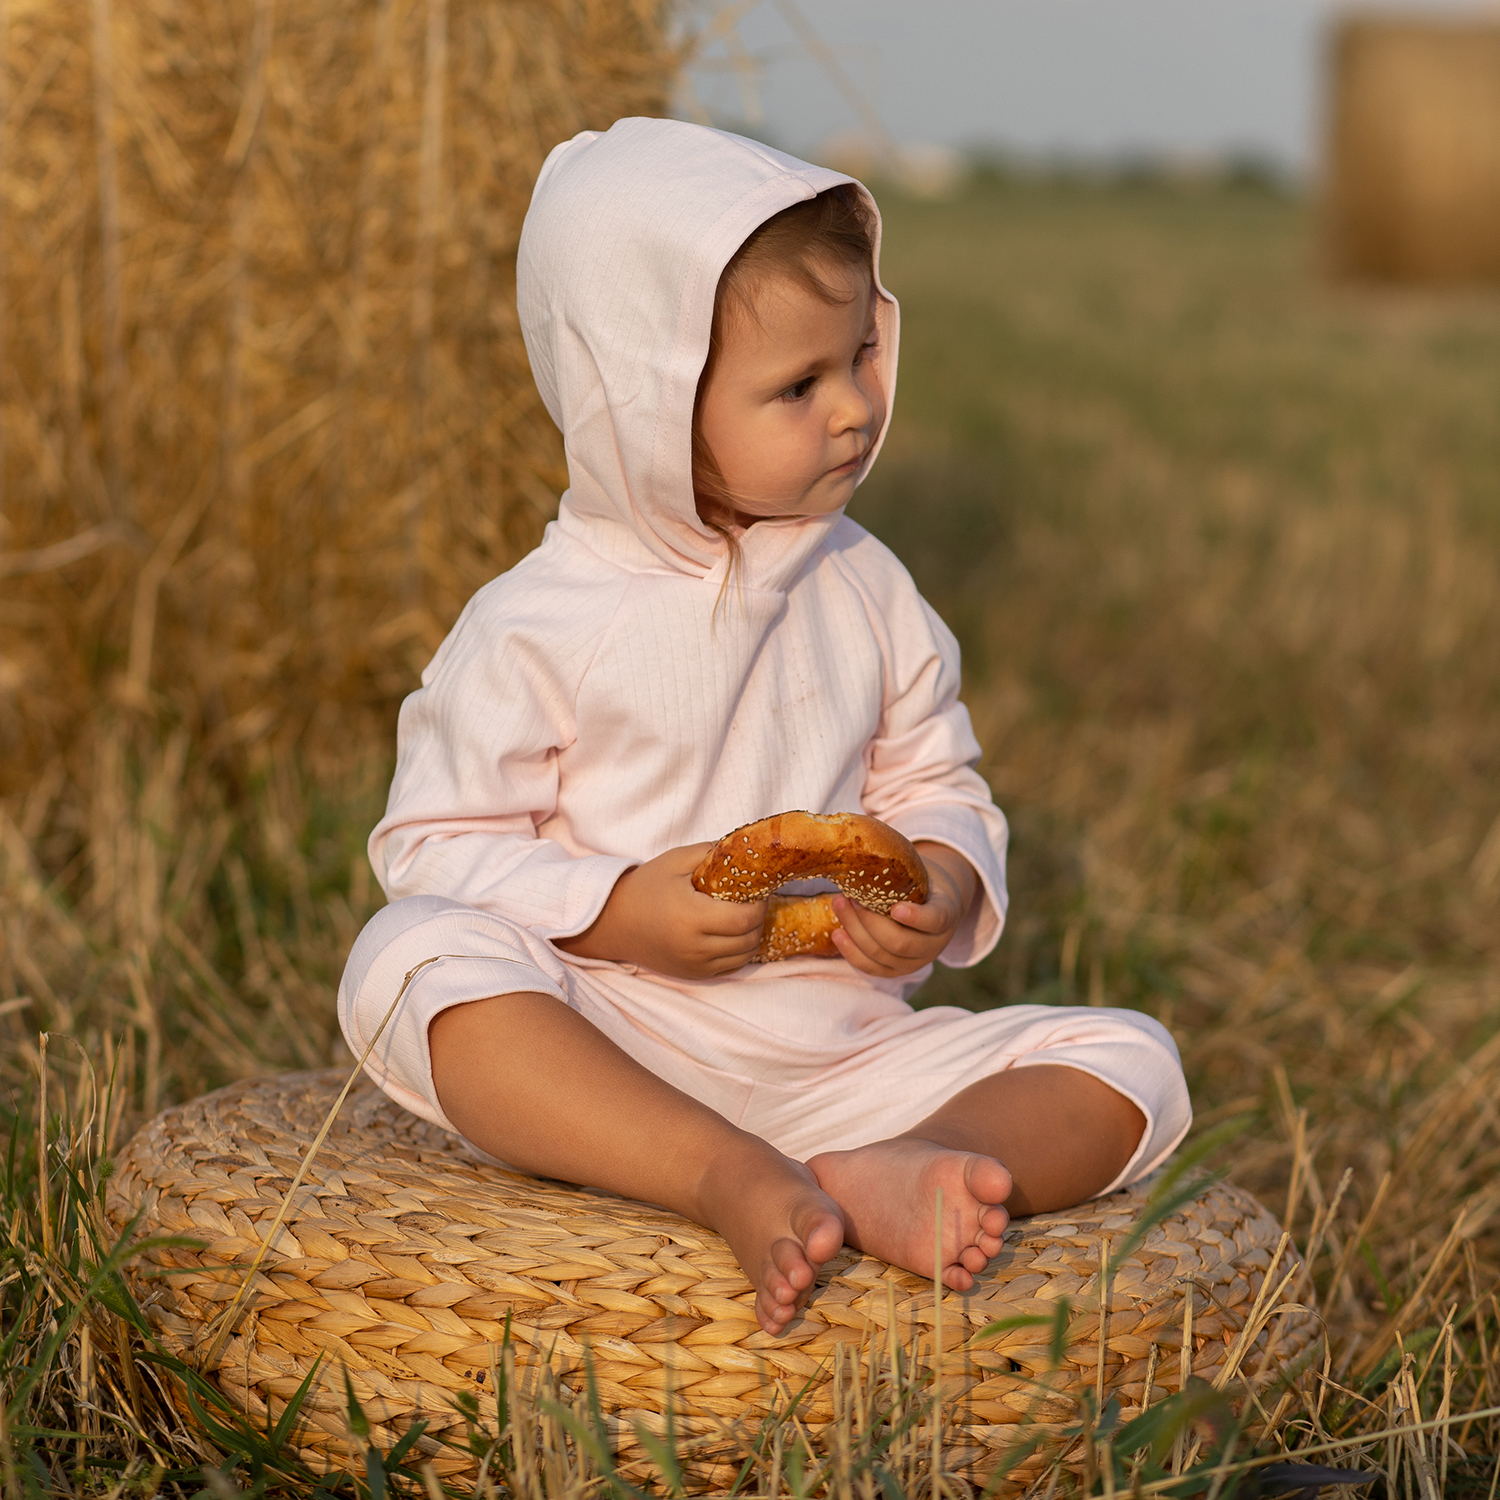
369,555 -> 635,940
831,527 -> 1009,966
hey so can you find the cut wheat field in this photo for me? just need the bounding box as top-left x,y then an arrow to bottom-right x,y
3,174 -> 1499,1497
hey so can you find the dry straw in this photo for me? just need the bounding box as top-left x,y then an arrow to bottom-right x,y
108,1069 -> 1322,1494
1324,16 -> 1500,284
0,0 -> 678,793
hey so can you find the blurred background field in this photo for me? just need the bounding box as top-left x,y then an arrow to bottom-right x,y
5,156 -> 1500,1495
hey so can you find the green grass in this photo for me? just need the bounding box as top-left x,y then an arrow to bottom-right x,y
4,172 -> 1500,1496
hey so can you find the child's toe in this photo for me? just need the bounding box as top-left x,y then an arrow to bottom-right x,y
964,1153 -> 1012,1206
758,1278 -> 796,1319
941,1263 -> 975,1292
757,1296 -> 793,1335
800,1208 -> 845,1265
761,1260 -> 795,1306
771,1237 -> 812,1293
980,1205 -> 1009,1238
959,1243 -> 989,1275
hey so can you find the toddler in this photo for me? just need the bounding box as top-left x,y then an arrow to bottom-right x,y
340,118 -> 1191,1336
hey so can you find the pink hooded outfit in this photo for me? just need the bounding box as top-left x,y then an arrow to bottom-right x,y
339,118 -> 1190,1188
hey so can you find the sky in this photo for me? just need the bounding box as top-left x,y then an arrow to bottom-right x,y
680,0 -> 1487,175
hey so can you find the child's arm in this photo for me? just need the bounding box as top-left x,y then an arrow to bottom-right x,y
372,573 -> 644,945
829,842 -> 979,978
555,843 -> 767,978
840,531 -> 1010,968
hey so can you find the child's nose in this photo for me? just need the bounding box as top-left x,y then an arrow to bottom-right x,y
829,373 -> 875,434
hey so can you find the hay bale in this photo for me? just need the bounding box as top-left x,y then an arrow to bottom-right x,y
1325,15 -> 1500,283
109,1070 -> 1324,1494
0,0 -> 677,790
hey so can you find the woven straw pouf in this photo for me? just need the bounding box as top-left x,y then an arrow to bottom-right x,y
109,1070 -> 1320,1490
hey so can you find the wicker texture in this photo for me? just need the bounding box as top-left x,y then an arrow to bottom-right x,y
108,1070 -> 1320,1488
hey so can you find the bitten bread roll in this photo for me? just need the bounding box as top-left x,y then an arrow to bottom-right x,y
692,811 -> 929,962
758,893 -> 840,963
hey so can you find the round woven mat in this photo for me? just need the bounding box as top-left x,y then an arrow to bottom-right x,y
108,1070 -> 1320,1490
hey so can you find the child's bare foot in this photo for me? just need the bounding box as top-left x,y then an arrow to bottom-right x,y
806,1137 -> 1011,1291
699,1146 -> 846,1335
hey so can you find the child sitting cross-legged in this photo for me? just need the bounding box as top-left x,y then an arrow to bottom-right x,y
339,118 -> 1192,1336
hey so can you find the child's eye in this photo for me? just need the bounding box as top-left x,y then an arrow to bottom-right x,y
853,337 -> 879,367
780,377 -> 816,402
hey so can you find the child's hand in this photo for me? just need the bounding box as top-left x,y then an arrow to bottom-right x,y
829,842 -> 979,978
556,843 -> 767,979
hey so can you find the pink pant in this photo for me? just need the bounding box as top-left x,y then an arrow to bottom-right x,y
339,895 -> 1192,1192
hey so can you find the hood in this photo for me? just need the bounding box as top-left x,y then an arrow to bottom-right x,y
517,117 -> 899,588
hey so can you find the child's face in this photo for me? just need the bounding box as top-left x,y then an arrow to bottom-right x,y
695,260 -> 885,526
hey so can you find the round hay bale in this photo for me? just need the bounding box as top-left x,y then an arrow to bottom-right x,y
108,1070 -> 1321,1491
0,0 -> 679,788
1325,16 -> 1500,284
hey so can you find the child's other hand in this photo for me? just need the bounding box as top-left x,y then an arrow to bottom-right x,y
830,842 -> 978,978
556,843 -> 766,979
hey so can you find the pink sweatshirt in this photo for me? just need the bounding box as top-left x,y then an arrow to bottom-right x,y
371,118 -> 1009,969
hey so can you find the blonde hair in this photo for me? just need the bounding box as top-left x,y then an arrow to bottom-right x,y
692,184 -> 877,557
